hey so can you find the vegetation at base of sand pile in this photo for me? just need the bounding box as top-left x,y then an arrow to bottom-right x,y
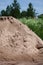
19,18 -> 43,40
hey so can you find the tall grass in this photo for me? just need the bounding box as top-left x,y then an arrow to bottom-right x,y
19,18 -> 43,40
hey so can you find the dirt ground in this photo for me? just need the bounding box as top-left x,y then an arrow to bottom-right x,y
0,16 -> 43,65
0,61 -> 43,65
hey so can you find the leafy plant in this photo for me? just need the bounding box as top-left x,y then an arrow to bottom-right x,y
20,18 -> 43,40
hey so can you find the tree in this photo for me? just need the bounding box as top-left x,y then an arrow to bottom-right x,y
1,10 -> 7,16
27,3 -> 36,18
21,11 -> 27,18
12,0 -> 20,18
6,5 -> 11,16
1,0 -> 20,18
38,14 -> 43,19
6,5 -> 13,16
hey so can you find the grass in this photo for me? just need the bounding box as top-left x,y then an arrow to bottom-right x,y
19,18 -> 43,40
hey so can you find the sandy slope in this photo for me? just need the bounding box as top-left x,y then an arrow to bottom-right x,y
0,16 -> 43,65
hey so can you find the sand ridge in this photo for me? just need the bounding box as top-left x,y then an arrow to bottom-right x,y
0,16 -> 43,65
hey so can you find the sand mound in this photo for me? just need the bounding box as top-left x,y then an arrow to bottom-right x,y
0,16 -> 43,64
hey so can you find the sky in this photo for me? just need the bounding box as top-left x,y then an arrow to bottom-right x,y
0,0 -> 43,15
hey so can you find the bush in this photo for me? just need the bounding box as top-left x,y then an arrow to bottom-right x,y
19,18 -> 43,40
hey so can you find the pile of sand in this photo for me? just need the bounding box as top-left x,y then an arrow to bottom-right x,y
0,16 -> 43,65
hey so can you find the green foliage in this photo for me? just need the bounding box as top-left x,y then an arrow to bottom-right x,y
38,14 -> 43,19
5,5 -> 11,16
20,18 -> 43,40
1,10 -> 7,16
1,2 -> 36,18
21,11 -> 27,18
20,3 -> 36,18
12,0 -> 20,18
1,0 -> 20,18
12,0 -> 20,9
27,3 -> 36,18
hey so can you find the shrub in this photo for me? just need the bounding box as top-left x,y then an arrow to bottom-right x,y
20,18 -> 43,40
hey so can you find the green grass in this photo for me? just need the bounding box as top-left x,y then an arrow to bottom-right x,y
19,18 -> 43,40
